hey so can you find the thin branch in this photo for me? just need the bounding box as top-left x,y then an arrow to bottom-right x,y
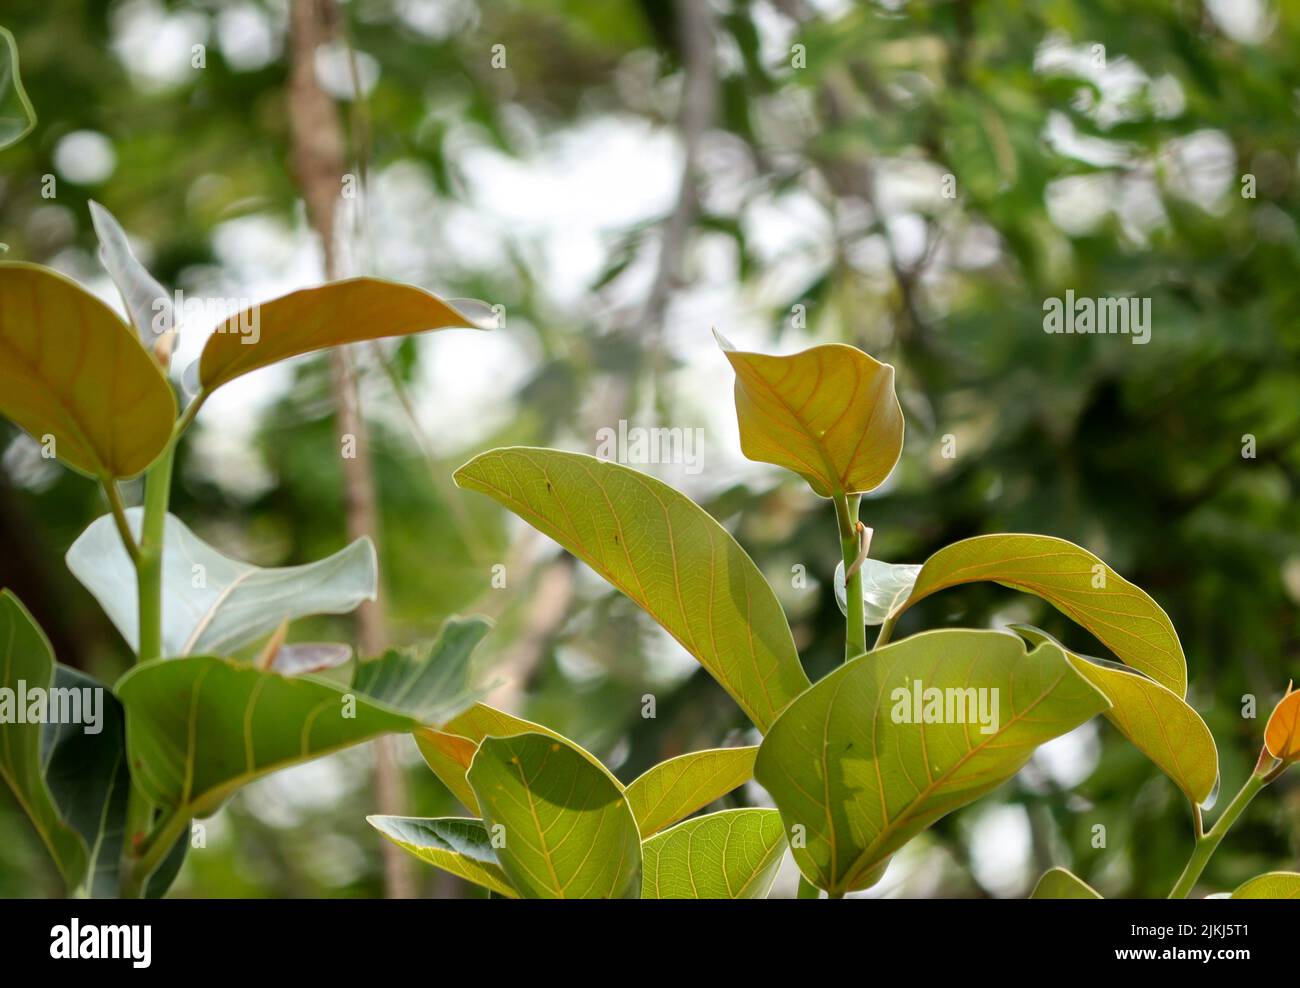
638,0 -> 718,338
101,477 -> 141,565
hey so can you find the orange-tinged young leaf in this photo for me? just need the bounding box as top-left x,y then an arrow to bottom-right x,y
197,277 -> 479,393
0,262 -> 176,479
1264,685 -> 1300,763
718,335 -> 903,498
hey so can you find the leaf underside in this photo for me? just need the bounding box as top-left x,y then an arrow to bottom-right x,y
640,808 -> 786,899
454,447 -> 809,731
467,732 -> 642,899
755,628 -> 1110,896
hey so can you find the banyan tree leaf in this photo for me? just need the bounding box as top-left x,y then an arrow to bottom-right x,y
640,808 -> 786,899
67,509 -> 377,657
197,278 -> 480,394
367,816 -> 517,897
0,591 -> 89,891
834,557 -> 921,625
1264,685 -> 1300,764
0,263 -> 176,479
352,618 -> 493,727
716,335 -> 904,498
454,448 -> 810,731
1012,625 -> 1217,806
415,703 -> 601,813
88,200 -> 173,350
115,617 -> 491,819
624,746 -> 758,837
887,534 -> 1187,697
1230,872 -> 1300,899
0,26 -> 36,150
466,732 -> 642,899
755,628 -> 1109,896
1031,867 -> 1103,899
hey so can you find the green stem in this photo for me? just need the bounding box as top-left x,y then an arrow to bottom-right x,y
875,613 -> 897,649
135,443 -> 174,664
1167,772 -> 1266,899
101,477 -> 140,565
122,807 -> 188,899
118,433 -> 181,896
833,491 -> 865,661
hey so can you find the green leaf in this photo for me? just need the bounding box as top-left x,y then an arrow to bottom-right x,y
0,263 -> 176,479
0,26 -> 35,150
1231,872 -> 1300,899
625,746 -> 757,837
641,808 -> 786,899
1013,625 -> 1218,806
352,617 -> 494,726
888,534 -> 1188,697
755,628 -> 1109,895
1031,866 -> 1103,899
197,278 -> 480,394
454,448 -> 809,731
367,816 -> 517,897
716,335 -> 904,498
116,617 -> 491,818
834,557 -> 920,625
88,200 -> 173,346
416,703 -> 603,813
0,591 -> 89,891
467,732 -> 642,899
41,664 -> 188,898
67,509 -> 377,656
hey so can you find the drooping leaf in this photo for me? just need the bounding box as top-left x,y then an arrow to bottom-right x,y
716,335 -> 904,498
0,591 -> 88,891
67,509 -> 377,657
888,534 -> 1187,697
0,26 -> 35,150
834,557 -> 921,625
1031,866 -> 1103,899
0,263 -> 176,479
415,703 -> 598,813
1013,626 -> 1217,806
88,200 -> 173,350
197,278 -> 479,394
454,448 -> 810,731
624,746 -> 757,837
755,629 -> 1109,895
367,816 -> 517,897
640,808 -> 786,899
1264,685 -> 1300,764
1230,872 -> 1300,899
115,617 -> 492,818
466,732 -> 642,899
352,618 -> 493,726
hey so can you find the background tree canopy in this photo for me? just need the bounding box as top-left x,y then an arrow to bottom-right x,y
0,0 -> 1296,898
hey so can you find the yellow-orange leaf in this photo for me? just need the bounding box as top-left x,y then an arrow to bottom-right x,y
197,277 -> 478,393
1264,686 -> 1300,763
0,262 -> 175,479
718,336 -> 903,498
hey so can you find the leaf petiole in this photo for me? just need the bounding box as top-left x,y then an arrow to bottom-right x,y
833,491 -> 866,661
1167,771 -> 1266,898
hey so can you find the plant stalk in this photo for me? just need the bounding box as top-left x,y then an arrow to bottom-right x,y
135,444 -> 174,664
1167,772 -> 1266,898
833,491 -> 865,660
